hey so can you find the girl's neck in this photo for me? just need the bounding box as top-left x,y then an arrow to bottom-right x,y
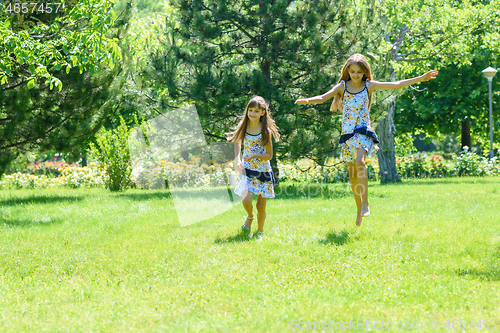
349,79 -> 365,88
246,121 -> 262,135
247,119 -> 262,129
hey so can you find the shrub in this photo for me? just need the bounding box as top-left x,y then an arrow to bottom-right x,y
397,154 -> 429,179
397,153 -> 452,179
88,117 -> 134,192
452,147 -> 497,177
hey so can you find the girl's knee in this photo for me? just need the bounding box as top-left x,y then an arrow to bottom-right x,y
242,196 -> 252,205
256,200 -> 267,211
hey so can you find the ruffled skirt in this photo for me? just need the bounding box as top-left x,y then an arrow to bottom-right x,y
340,133 -> 379,162
234,171 -> 275,198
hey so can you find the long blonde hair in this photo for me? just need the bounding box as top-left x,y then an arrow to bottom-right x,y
227,96 -> 280,145
330,53 -> 373,112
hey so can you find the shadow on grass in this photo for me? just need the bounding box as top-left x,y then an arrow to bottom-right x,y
117,187 -> 237,201
0,195 -> 84,207
116,183 -> 382,202
319,230 -> 351,246
275,183 -> 352,200
214,231 -> 252,244
391,178 -> 499,186
117,191 -> 172,201
456,267 -> 500,282
1,216 -> 63,228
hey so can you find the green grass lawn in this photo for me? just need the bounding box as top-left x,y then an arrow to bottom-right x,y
1,178 -> 499,332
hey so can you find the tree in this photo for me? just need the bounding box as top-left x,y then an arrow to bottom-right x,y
147,0 -> 386,180
395,49 -> 499,153
374,0 -> 500,182
0,0 -> 132,174
0,0 -> 122,90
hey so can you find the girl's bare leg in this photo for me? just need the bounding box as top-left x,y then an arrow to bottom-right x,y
256,194 -> 267,232
242,191 -> 254,227
355,148 -> 370,217
347,161 -> 363,226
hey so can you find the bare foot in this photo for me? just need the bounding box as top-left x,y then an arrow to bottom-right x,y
361,204 -> 370,217
356,215 -> 362,227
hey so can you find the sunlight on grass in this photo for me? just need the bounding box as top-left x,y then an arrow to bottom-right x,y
0,178 -> 499,331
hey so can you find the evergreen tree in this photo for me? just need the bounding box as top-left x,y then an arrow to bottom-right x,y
150,0 -> 385,179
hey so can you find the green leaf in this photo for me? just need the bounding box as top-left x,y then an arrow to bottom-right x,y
27,79 -> 35,89
66,65 -> 71,74
5,20 -> 10,28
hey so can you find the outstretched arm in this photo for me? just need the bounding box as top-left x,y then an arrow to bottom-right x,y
294,82 -> 344,104
369,70 -> 439,91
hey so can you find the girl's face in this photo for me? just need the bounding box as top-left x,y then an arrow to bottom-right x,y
247,106 -> 265,122
348,63 -> 365,83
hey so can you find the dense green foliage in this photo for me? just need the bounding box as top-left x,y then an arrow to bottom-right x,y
150,0 -> 386,166
88,116 -> 134,191
0,0 -> 133,175
0,0 -> 121,89
370,0 -> 500,182
395,50 -> 499,151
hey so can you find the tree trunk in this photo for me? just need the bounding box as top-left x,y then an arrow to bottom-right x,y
260,61 -> 271,86
461,119 -> 471,150
377,100 -> 400,183
375,26 -> 409,183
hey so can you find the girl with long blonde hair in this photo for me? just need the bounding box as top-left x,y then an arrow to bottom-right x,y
227,96 -> 280,236
295,53 -> 438,226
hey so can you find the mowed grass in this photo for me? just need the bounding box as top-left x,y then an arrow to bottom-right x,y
0,178 -> 499,332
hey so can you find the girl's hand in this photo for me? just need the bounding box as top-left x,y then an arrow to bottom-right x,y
243,154 -> 254,161
421,70 -> 439,82
294,98 -> 309,104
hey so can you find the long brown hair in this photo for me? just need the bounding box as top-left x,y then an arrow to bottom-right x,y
330,53 -> 373,112
227,96 -> 280,145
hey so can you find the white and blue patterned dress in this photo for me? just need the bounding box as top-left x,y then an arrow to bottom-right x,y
338,79 -> 380,162
234,132 -> 275,198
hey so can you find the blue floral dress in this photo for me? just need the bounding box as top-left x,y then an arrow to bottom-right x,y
234,132 -> 275,198
338,80 -> 379,162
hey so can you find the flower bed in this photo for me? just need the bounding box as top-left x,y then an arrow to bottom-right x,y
131,157 -> 237,189
2,150 -> 498,190
278,157 -> 379,183
397,149 -> 499,179
1,164 -> 104,189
